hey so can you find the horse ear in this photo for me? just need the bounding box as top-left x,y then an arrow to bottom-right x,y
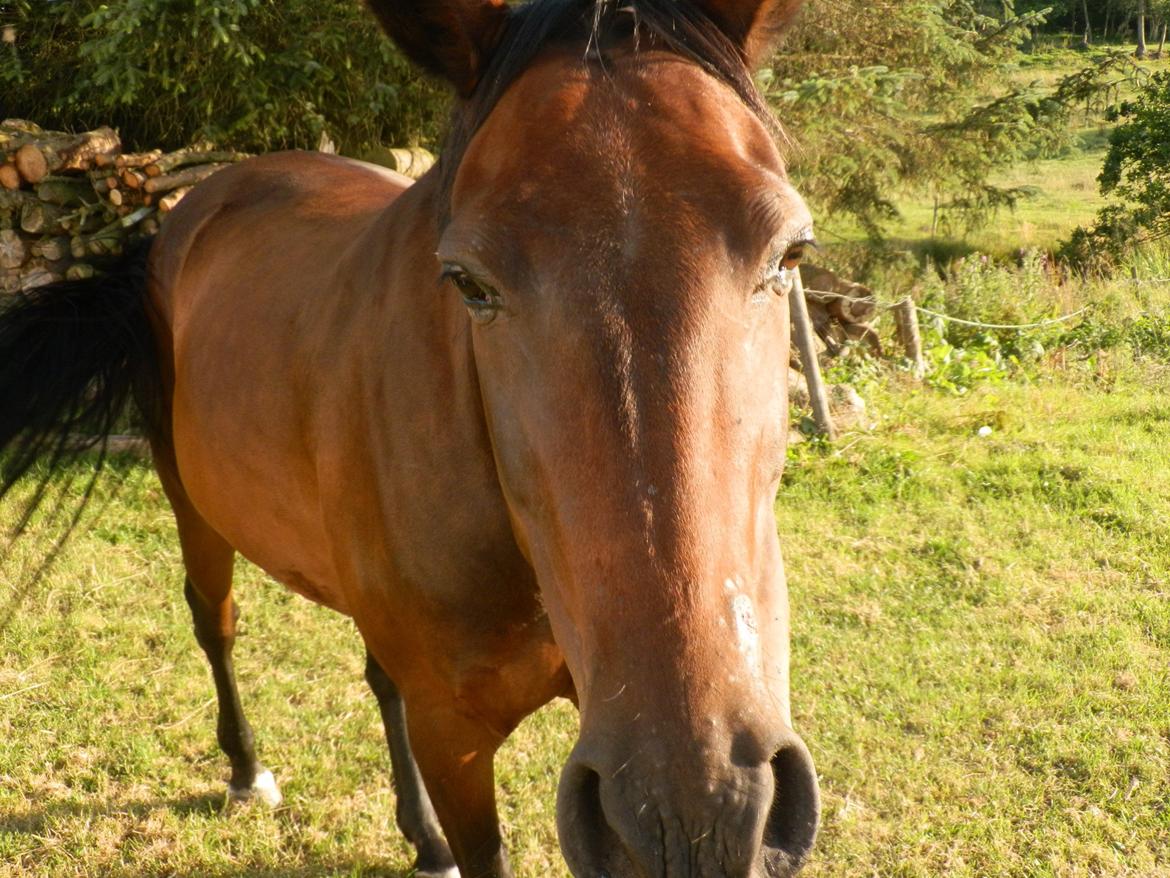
695,0 -> 804,68
365,0 -> 510,97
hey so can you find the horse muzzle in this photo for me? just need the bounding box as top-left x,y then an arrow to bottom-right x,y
556,726 -> 819,877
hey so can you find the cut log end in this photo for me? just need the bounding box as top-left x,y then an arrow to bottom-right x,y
0,229 -> 26,269
158,186 -> 192,213
120,169 -> 146,190
14,143 -> 48,184
0,164 -> 20,191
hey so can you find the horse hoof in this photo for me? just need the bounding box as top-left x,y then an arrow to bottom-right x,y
227,768 -> 283,808
415,868 -> 460,878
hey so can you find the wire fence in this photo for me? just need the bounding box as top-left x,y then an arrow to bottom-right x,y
912,305 -> 1091,330
803,287 -> 1095,332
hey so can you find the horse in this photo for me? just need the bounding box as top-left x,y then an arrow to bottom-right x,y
0,0 -> 820,875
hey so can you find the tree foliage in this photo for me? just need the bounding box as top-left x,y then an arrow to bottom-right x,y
1020,0 -> 1170,41
767,1 -> 1137,237
0,0 -> 448,152
1064,71 -> 1170,266
0,0 -> 1145,250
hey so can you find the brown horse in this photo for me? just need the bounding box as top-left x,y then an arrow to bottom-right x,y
0,0 -> 820,875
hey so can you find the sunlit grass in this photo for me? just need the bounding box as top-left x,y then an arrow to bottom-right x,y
3,354 -> 1170,876
781,372 -> 1170,878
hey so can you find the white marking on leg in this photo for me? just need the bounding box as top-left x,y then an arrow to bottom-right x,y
227,768 -> 283,807
416,868 -> 461,878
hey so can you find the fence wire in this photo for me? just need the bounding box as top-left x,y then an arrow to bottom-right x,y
803,287 -> 1095,332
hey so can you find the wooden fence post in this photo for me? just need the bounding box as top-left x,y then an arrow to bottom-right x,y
893,296 -> 926,379
789,270 -> 837,440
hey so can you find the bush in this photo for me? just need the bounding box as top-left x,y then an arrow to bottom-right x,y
0,0 -> 449,152
908,254 -> 1078,393
1063,71 -> 1170,271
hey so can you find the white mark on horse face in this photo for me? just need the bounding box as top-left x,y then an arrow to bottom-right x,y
731,593 -> 761,672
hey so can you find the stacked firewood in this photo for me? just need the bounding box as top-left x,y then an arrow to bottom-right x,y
798,263 -> 883,359
0,120 -> 246,293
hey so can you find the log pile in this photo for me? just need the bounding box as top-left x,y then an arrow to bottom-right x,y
798,263 -> 884,360
0,120 -> 246,293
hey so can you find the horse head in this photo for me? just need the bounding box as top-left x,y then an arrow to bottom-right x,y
371,2 -> 818,874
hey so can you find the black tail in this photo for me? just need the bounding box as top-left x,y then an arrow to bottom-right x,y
0,240 -> 162,507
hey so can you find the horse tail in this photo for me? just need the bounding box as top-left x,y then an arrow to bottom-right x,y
0,239 -> 162,507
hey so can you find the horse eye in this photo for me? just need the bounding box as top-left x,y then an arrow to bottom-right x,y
441,264 -> 501,323
761,251 -> 801,299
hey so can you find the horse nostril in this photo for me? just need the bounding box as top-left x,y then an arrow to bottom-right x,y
761,737 -> 820,876
557,761 -> 631,877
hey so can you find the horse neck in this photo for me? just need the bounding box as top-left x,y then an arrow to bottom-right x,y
350,170 -> 485,438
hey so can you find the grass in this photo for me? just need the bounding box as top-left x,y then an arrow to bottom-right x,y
2,352 -> 1170,877
0,465 -> 576,878
783,372 -> 1170,877
842,137 -> 1111,262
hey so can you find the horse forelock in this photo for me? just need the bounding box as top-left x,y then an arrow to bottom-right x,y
434,0 -> 784,226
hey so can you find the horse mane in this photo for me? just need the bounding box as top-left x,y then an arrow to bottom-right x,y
435,0 -> 782,224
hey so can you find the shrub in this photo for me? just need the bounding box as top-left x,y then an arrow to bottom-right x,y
1063,71 -> 1170,270
0,0 -> 449,152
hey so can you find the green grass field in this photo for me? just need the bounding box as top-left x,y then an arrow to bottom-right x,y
2,353 -> 1169,877
784,373 -> 1170,877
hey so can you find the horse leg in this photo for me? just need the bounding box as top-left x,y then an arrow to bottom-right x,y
182,560 -> 281,807
161,464 -> 280,806
403,700 -> 513,878
363,651 -> 459,878
179,524 -> 281,807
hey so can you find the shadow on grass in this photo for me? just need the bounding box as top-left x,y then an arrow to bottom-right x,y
876,236 -> 985,271
0,792 -> 414,878
1076,126 -> 1112,152
126,867 -> 412,878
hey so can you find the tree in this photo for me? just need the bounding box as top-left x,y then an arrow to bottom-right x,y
763,0 -> 1120,239
1137,0 -> 1148,56
0,0 -> 448,153
1063,71 -> 1170,267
